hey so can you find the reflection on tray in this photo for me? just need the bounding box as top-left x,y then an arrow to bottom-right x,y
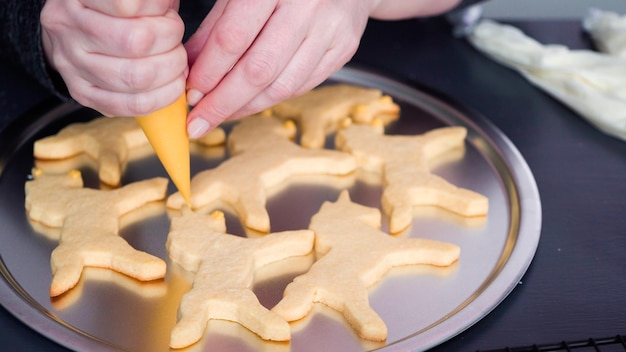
51,267 -> 167,310
179,319 -> 291,352
288,303 -> 387,351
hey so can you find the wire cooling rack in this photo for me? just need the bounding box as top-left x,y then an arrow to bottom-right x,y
478,335 -> 626,352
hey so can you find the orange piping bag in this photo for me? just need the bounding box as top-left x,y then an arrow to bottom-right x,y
136,93 -> 191,205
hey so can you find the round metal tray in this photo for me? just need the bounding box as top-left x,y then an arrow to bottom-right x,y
0,67 -> 541,352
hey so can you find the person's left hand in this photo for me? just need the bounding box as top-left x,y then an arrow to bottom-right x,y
183,0 -> 377,138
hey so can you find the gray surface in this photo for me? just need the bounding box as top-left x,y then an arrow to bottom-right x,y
482,0 -> 626,19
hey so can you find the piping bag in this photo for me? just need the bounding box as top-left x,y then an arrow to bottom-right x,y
135,93 -> 191,204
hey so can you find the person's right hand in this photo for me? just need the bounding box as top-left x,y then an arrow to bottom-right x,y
41,0 -> 188,117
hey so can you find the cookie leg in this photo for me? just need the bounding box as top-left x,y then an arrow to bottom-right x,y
106,237 -> 166,281
236,190 -> 271,232
414,175 -> 488,217
382,194 -> 414,234
253,230 -> 314,267
116,177 -> 168,214
406,239 -> 461,266
90,238 -> 164,279
49,249 -> 84,297
342,291 -> 387,341
98,152 -> 122,187
170,291 -> 211,349
272,280 -> 316,321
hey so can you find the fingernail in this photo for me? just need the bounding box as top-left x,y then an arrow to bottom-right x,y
187,118 -> 210,139
186,89 -> 203,106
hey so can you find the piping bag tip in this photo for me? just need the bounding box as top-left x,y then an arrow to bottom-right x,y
136,93 -> 191,206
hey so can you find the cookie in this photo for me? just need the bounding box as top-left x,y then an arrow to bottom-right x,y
335,121 -> 489,233
271,191 -> 460,341
167,113 -> 356,232
270,84 -> 400,148
33,116 -> 151,187
166,208 -> 314,348
192,126 -> 227,147
24,168 -> 168,297
189,127 -> 227,160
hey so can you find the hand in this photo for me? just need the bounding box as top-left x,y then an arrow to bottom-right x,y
41,0 -> 187,117
184,0 -> 377,138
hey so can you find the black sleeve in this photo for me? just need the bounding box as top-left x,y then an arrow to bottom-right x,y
0,0 -> 71,100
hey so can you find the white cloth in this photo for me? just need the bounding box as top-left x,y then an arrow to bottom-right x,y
583,8 -> 626,58
468,20 -> 626,141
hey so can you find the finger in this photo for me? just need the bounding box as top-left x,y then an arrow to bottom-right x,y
79,0 -> 178,17
226,35 -> 329,120
229,39 -> 356,121
221,13 -> 364,122
292,36 -> 362,96
184,0 -> 228,66
72,44 -> 188,94
67,72 -> 187,117
185,0 -> 278,105
76,8 -> 185,58
186,2 -> 310,137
